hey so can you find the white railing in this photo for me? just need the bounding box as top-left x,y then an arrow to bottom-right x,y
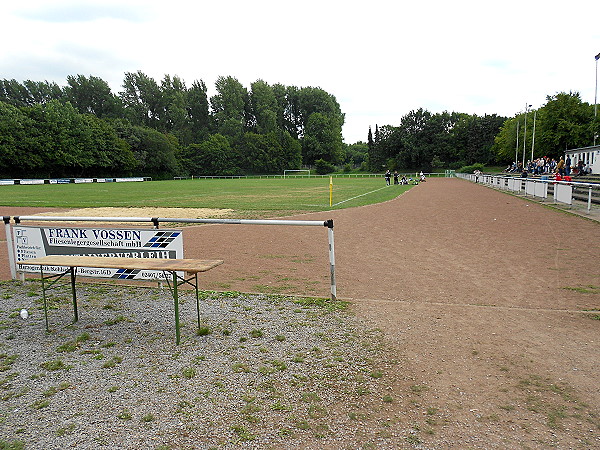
457,173 -> 600,214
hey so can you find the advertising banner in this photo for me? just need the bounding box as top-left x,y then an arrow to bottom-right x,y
554,183 -> 573,205
14,226 -> 183,280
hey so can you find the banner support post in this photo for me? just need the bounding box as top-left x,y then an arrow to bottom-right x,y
3,217 -> 16,279
326,219 -> 336,301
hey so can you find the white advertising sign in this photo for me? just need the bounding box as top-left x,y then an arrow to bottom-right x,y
554,183 -> 573,205
14,226 -> 183,280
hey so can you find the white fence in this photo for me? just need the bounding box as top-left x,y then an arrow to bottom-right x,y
457,173 -> 599,214
182,172 -> 451,180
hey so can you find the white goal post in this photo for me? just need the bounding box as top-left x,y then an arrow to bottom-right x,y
283,169 -> 311,178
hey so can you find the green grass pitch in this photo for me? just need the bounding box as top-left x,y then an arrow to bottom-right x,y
0,177 -> 412,214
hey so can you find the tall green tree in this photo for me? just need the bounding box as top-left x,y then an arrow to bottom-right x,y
302,112 -> 344,165
210,76 -> 248,140
113,120 -> 179,178
0,102 -> 42,176
493,92 -> 595,163
120,71 -> 163,129
272,84 -> 302,139
0,79 -> 63,107
249,80 -> 278,134
80,114 -> 136,175
451,113 -> 505,165
297,87 -> 344,164
159,74 -> 191,145
536,92 -> 594,156
63,75 -> 122,118
186,80 -> 210,142
344,141 -> 368,166
183,134 -> 240,175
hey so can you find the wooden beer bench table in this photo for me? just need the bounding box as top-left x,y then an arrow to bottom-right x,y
18,255 -> 224,345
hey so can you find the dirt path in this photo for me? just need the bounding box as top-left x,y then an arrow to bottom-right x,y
1,178 -> 599,448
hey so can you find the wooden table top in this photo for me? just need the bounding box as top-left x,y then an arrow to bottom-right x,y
18,255 -> 224,273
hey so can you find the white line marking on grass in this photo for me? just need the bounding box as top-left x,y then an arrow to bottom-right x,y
332,186 -> 389,206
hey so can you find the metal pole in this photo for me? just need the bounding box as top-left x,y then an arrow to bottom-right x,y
522,104 -> 530,169
70,267 -> 78,323
531,110 -> 537,161
515,121 -> 520,169
595,52 -> 599,145
327,221 -> 336,301
195,273 -> 200,330
588,185 -> 593,214
40,267 -> 49,331
3,217 -> 16,279
173,271 -> 180,345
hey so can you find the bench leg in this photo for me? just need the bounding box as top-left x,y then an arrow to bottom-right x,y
39,267 -> 49,332
195,273 -> 200,330
70,267 -> 78,323
173,271 -> 180,345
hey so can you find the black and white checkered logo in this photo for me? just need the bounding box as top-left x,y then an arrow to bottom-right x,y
143,231 -> 181,248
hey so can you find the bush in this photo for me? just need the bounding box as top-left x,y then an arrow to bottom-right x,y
449,160 -> 466,170
314,159 -> 335,175
458,163 -> 485,173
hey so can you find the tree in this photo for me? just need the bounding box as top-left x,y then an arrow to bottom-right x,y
186,80 -> 210,142
302,112 -> 344,165
0,79 -> 63,107
114,121 -> 179,178
80,114 -> 136,176
492,116 -> 520,163
63,75 -> 122,118
0,73 -> 346,178
183,134 -> 240,175
295,87 -> 344,165
536,92 -> 594,157
210,76 -> 248,139
153,74 -> 196,148
249,80 -> 279,134
493,92 -> 594,163
451,113 -> 505,165
0,101 -> 42,177
272,84 -> 302,139
40,100 -> 94,176
344,141 -> 368,166
394,108 -> 438,170
120,71 -> 163,129
236,131 -> 301,174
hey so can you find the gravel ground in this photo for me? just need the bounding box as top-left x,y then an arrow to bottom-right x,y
0,281 -> 411,449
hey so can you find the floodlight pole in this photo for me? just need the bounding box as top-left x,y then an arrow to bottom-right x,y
595,52 -> 599,145
522,104 -> 531,168
515,121 -> 519,168
531,109 -> 537,161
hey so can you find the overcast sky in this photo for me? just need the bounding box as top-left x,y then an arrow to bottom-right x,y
2,0 -> 599,144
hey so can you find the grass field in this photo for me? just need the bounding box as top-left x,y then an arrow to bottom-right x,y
0,177 -> 412,214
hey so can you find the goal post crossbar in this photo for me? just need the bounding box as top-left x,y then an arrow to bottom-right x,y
283,169 -> 310,178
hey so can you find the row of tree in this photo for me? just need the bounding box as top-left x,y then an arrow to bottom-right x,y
368,92 -> 599,173
367,110 -> 506,172
1,72 -> 598,178
493,92 -> 599,164
0,73 -> 345,178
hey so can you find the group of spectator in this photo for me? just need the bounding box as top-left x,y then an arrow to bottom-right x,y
556,156 -> 593,177
504,156 -> 592,177
384,170 -> 422,186
504,157 -> 558,175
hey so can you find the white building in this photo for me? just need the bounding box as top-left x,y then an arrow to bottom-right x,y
565,145 -> 599,174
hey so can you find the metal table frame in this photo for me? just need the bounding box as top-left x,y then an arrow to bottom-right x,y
19,256 -> 223,345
